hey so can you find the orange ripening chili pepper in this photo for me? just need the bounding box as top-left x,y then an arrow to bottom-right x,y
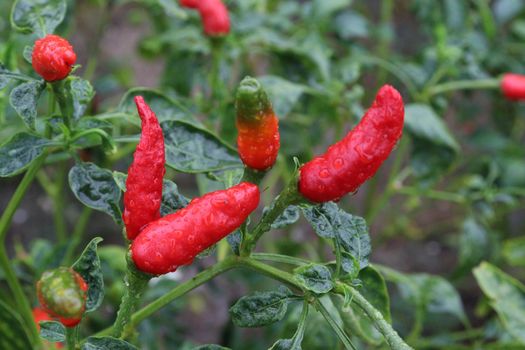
235,77 -> 280,171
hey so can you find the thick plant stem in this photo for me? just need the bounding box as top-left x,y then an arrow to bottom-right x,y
241,177 -> 304,255
336,282 -> 414,350
0,154 -> 47,345
112,259 -> 151,338
66,327 -> 77,350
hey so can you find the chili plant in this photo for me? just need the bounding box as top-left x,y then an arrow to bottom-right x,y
1,1 -> 525,350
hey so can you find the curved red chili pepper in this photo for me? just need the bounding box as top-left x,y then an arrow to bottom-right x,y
299,85 -> 405,203
131,182 -> 260,275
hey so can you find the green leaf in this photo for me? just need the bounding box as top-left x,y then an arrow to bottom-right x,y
23,46 -> 33,64
82,336 -> 137,349
161,179 -> 189,216
69,162 -> 122,225
76,117 -> 113,131
404,104 -> 459,151
39,321 -> 66,342
66,77 -> 95,120
11,0 -> 67,37
473,262 -> 525,344
72,237 -> 104,313
226,230 -> 241,255
379,266 -> 469,336
157,0 -> 188,19
405,104 -> 459,180
358,266 -> 391,323
503,236 -> 525,267
119,87 -> 196,124
258,76 -> 306,118
230,287 -> 293,327
0,133 -> 52,177
191,345 -> 231,350
269,339 -> 301,350
458,218 -> 494,271
268,205 -> 300,229
0,64 -> 12,89
0,299 -> 33,350
294,264 -> 334,294
162,120 -> 242,173
9,81 -> 45,129
302,202 -> 371,270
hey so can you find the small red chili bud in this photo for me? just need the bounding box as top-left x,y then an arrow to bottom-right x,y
299,85 -> 405,203
32,34 -> 77,82
501,73 -> 525,101
36,267 -> 88,328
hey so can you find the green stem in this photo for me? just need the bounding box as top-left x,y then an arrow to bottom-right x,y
315,298 -> 357,350
426,78 -> 500,97
112,260 -> 151,338
62,207 -> 92,265
94,257 -> 239,338
251,253 -> 310,266
241,176 -> 304,255
51,82 -> 72,128
66,327 -> 77,350
337,283 -> 413,350
0,154 -> 48,345
396,186 -> 465,203
238,257 -> 302,289
53,161 -> 68,242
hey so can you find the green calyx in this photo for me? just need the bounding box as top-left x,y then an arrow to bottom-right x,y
235,76 -> 272,122
37,267 -> 86,318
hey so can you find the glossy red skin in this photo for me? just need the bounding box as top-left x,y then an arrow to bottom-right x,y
299,85 -> 404,203
181,0 -> 230,36
123,96 -> 166,240
237,113 -> 280,171
179,0 -> 200,8
32,35 -> 76,82
200,0 -> 230,36
33,308 -> 64,348
131,182 -> 260,275
501,73 -> 525,101
37,270 -> 88,328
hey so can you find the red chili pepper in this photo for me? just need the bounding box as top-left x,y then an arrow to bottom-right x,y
180,0 -> 230,36
179,0 -> 200,8
236,77 -> 280,171
32,34 -> 77,82
123,96 -> 166,240
298,85 -> 404,203
33,308 -> 65,348
131,182 -> 260,275
36,267 -> 88,328
501,73 -> 525,101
